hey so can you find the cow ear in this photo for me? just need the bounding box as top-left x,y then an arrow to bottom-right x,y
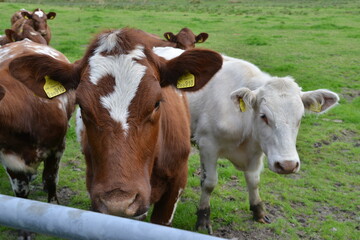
5,29 -> 17,42
21,11 -> 32,19
230,88 -> 257,112
195,33 -> 209,43
159,49 -> 222,91
301,89 -> 339,113
47,12 -> 56,20
0,85 -> 5,101
8,54 -> 81,98
164,32 -> 176,42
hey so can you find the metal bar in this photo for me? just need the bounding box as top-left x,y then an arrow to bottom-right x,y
0,194 -> 225,240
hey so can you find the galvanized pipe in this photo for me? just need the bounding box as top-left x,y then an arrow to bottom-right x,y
0,194 -> 225,240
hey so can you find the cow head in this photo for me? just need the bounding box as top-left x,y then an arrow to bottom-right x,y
5,26 -> 47,45
22,8 -> 56,37
164,28 -> 209,50
231,77 -> 339,174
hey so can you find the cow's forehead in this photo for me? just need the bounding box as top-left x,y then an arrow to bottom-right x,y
86,30 -> 148,134
259,78 -> 303,113
34,10 -> 45,18
0,40 -> 67,62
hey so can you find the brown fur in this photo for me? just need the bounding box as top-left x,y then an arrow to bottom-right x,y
128,28 -> 209,50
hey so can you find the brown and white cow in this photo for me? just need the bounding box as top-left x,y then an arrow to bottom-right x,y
11,28 -> 223,225
0,39 -> 75,208
11,8 -> 56,44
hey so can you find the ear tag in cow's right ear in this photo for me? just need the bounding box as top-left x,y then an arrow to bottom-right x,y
43,75 -> 66,98
309,102 -> 322,112
177,73 -> 195,89
239,98 -> 247,112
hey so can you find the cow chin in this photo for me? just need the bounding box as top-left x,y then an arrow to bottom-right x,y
92,189 -> 150,219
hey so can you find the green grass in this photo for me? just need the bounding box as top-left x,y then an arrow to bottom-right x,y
1,0 -> 359,239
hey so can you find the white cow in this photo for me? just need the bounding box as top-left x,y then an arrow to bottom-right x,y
154,47 -> 340,234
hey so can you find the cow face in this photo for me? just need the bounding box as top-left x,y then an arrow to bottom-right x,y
231,77 -> 339,174
164,28 -> 209,50
22,8 -> 56,37
73,29 -> 222,218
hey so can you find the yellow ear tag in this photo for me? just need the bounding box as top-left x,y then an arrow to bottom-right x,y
43,75 -> 66,98
24,16 -> 29,19
309,102 -> 322,112
239,98 -> 246,112
166,34 -> 171,40
177,73 -> 195,89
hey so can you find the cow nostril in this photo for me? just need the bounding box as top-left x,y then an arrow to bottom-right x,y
275,161 -> 284,171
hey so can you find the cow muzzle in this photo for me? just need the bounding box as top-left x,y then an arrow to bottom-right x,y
94,188 -> 149,218
274,160 -> 300,174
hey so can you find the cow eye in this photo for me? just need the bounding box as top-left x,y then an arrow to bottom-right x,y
260,114 -> 269,125
154,100 -> 162,110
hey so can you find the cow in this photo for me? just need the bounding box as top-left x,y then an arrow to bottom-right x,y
127,28 -> 208,50
0,39 -> 76,239
154,47 -> 340,234
163,27 -> 209,50
10,28 -> 223,225
0,23 -> 47,46
11,8 -> 56,44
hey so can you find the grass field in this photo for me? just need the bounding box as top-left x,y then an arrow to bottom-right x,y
0,0 -> 359,239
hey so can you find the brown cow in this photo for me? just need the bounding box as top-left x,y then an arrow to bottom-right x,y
11,8 -> 56,44
164,27 -> 209,49
0,23 -> 47,46
0,39 -> 76,239
10,28 -> 222,225
128,28 -> 208,50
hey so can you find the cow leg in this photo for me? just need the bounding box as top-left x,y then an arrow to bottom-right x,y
196,140 -> 218,235
42,149 -> 63,204
245,169 -> 271,224
151,165 -> 187,226
5,169 -> 36,240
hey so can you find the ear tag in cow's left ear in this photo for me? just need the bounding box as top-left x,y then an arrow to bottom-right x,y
239,98 -> 247,112
177,73 -> 195,89
43,75 -> 66,98
309,102 -> 322,113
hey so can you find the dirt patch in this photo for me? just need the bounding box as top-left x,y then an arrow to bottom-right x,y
341,88 -> 360,102
57,186 -> 78,206
214,222 -> 279,240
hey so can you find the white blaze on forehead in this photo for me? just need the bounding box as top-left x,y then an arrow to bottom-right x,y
89,32 -> 147,133
34,10 -> 44,18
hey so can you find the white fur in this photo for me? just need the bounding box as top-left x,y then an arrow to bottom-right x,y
166,188 -> 183,225
34,10 -> 44,18
0,152 -> 37,174
90,36 -> 146,133
76,108 -> 84,143
0,40 -> 66,62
